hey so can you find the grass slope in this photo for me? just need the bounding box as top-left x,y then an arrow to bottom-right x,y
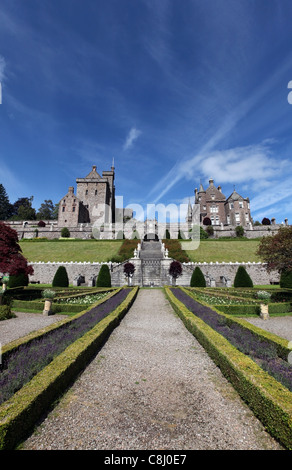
20,240 -> 123,263
20,238 -> 262,263
185,239 -> 261,263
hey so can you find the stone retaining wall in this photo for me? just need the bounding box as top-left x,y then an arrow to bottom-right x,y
29,260 -> 279,287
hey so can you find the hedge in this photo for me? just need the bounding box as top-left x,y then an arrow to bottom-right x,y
180,287 -> 290,361
11,300 -> 89,314
214,303 -> 292,316
214,304 -> 260,316
165,287 -> 292,449
0,286 -> 138,450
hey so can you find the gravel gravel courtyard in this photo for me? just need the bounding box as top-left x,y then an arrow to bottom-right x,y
20,289 -> 283,450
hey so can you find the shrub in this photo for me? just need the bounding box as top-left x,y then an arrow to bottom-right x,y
271,291 -> 292,303
61,227 -> 70,238
206,225 -> 214,236
169,261 -> 182,281
199,226 -> 208,239
96,264 -> 111,287
190,267 -> 206,287
7,272 -> 29,288
234,266 -> 253,288
123,262 -> 135,276
203,217 -> 211,226
235,225 -> 244,237
280,270 -> 292,288
52,266 -> 69,287
262,217 -> 271,225
0,305 -> 16,321
165,229 -> 171,239
37,220 -> 46,227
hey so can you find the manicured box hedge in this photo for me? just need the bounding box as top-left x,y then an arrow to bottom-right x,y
0,287 -> 138,450
214,304 -> 260,316
214,302 -> 292,316
165,287 -> 292,449
11,299 -> 88,314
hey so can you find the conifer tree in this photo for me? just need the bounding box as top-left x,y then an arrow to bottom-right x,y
0,184 -> 12,220
96,264 -> 111,287
52,266 -> 69,287
190,267 -> 206,287
234,266 -> 253,288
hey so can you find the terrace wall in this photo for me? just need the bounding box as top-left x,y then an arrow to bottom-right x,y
4,220 -> 289,240
28,260 -> 280,287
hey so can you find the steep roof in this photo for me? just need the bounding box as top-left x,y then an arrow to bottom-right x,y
226,189 -> 244,202
205,178 -> 226,201
85,165 -> 102,179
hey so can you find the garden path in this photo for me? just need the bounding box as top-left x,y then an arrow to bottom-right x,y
22,289 -> 282,450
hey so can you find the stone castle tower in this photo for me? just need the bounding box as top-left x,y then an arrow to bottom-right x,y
58,164 -> 115,227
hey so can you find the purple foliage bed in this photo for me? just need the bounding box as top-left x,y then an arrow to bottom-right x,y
0,288 -> 130,405
171,288 -> 292,392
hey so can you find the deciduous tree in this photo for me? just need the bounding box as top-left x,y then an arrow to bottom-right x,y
0,222 -> 33,276
257,227 -> 292,274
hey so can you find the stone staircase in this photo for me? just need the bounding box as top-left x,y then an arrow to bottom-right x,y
140,240 -> 164,286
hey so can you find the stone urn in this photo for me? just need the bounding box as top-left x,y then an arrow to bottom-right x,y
43,299 -> 53,316
260,303 -> 269,320
42,289 -> 56,316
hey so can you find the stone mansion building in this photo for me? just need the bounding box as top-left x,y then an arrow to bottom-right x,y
187,178 -> 252,228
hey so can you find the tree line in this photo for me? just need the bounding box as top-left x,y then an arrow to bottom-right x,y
0,184 -> 58,221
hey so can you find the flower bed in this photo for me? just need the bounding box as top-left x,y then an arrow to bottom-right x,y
0,286 -> 138,449
165,287 -> 292,450
0,288 -> 129,406
171,288 -> 292,392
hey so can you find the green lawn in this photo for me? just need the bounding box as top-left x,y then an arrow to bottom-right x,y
20,238 -> 263,263
185,239 -> 261,263
20,239 -> 123,262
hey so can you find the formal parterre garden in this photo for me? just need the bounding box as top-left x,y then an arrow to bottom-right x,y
165,285 -> 292,450
0,285 -> 139,449
2,283 -> 292,450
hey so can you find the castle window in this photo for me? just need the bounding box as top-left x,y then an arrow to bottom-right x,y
210,206 -> 218,213
211,195 -> 215,200
227,215 -> 230,224
72,207 -> 75,212
245,213 -> 249,222
229,202 -> 234,209
85,190 -> 88,195
62,207 -> 65,212
235,213 -> 240,223
239,201 -> 243,208
95,190 -> 98,195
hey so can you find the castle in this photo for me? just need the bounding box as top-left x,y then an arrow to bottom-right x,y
186,178 -> 252,228
57,167 -> 252,233
5,165 -> 288,241
58,164 -> 116,227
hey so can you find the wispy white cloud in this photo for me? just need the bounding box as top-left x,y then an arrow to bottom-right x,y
123,127 -> 142,150
148,140 -> 288,203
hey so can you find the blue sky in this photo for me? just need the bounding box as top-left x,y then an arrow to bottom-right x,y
1,0 -> 292,224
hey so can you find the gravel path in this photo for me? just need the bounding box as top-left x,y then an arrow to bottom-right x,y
0,312 -> 67,346
21,289 -> 283,450
244,316 -> 292,342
